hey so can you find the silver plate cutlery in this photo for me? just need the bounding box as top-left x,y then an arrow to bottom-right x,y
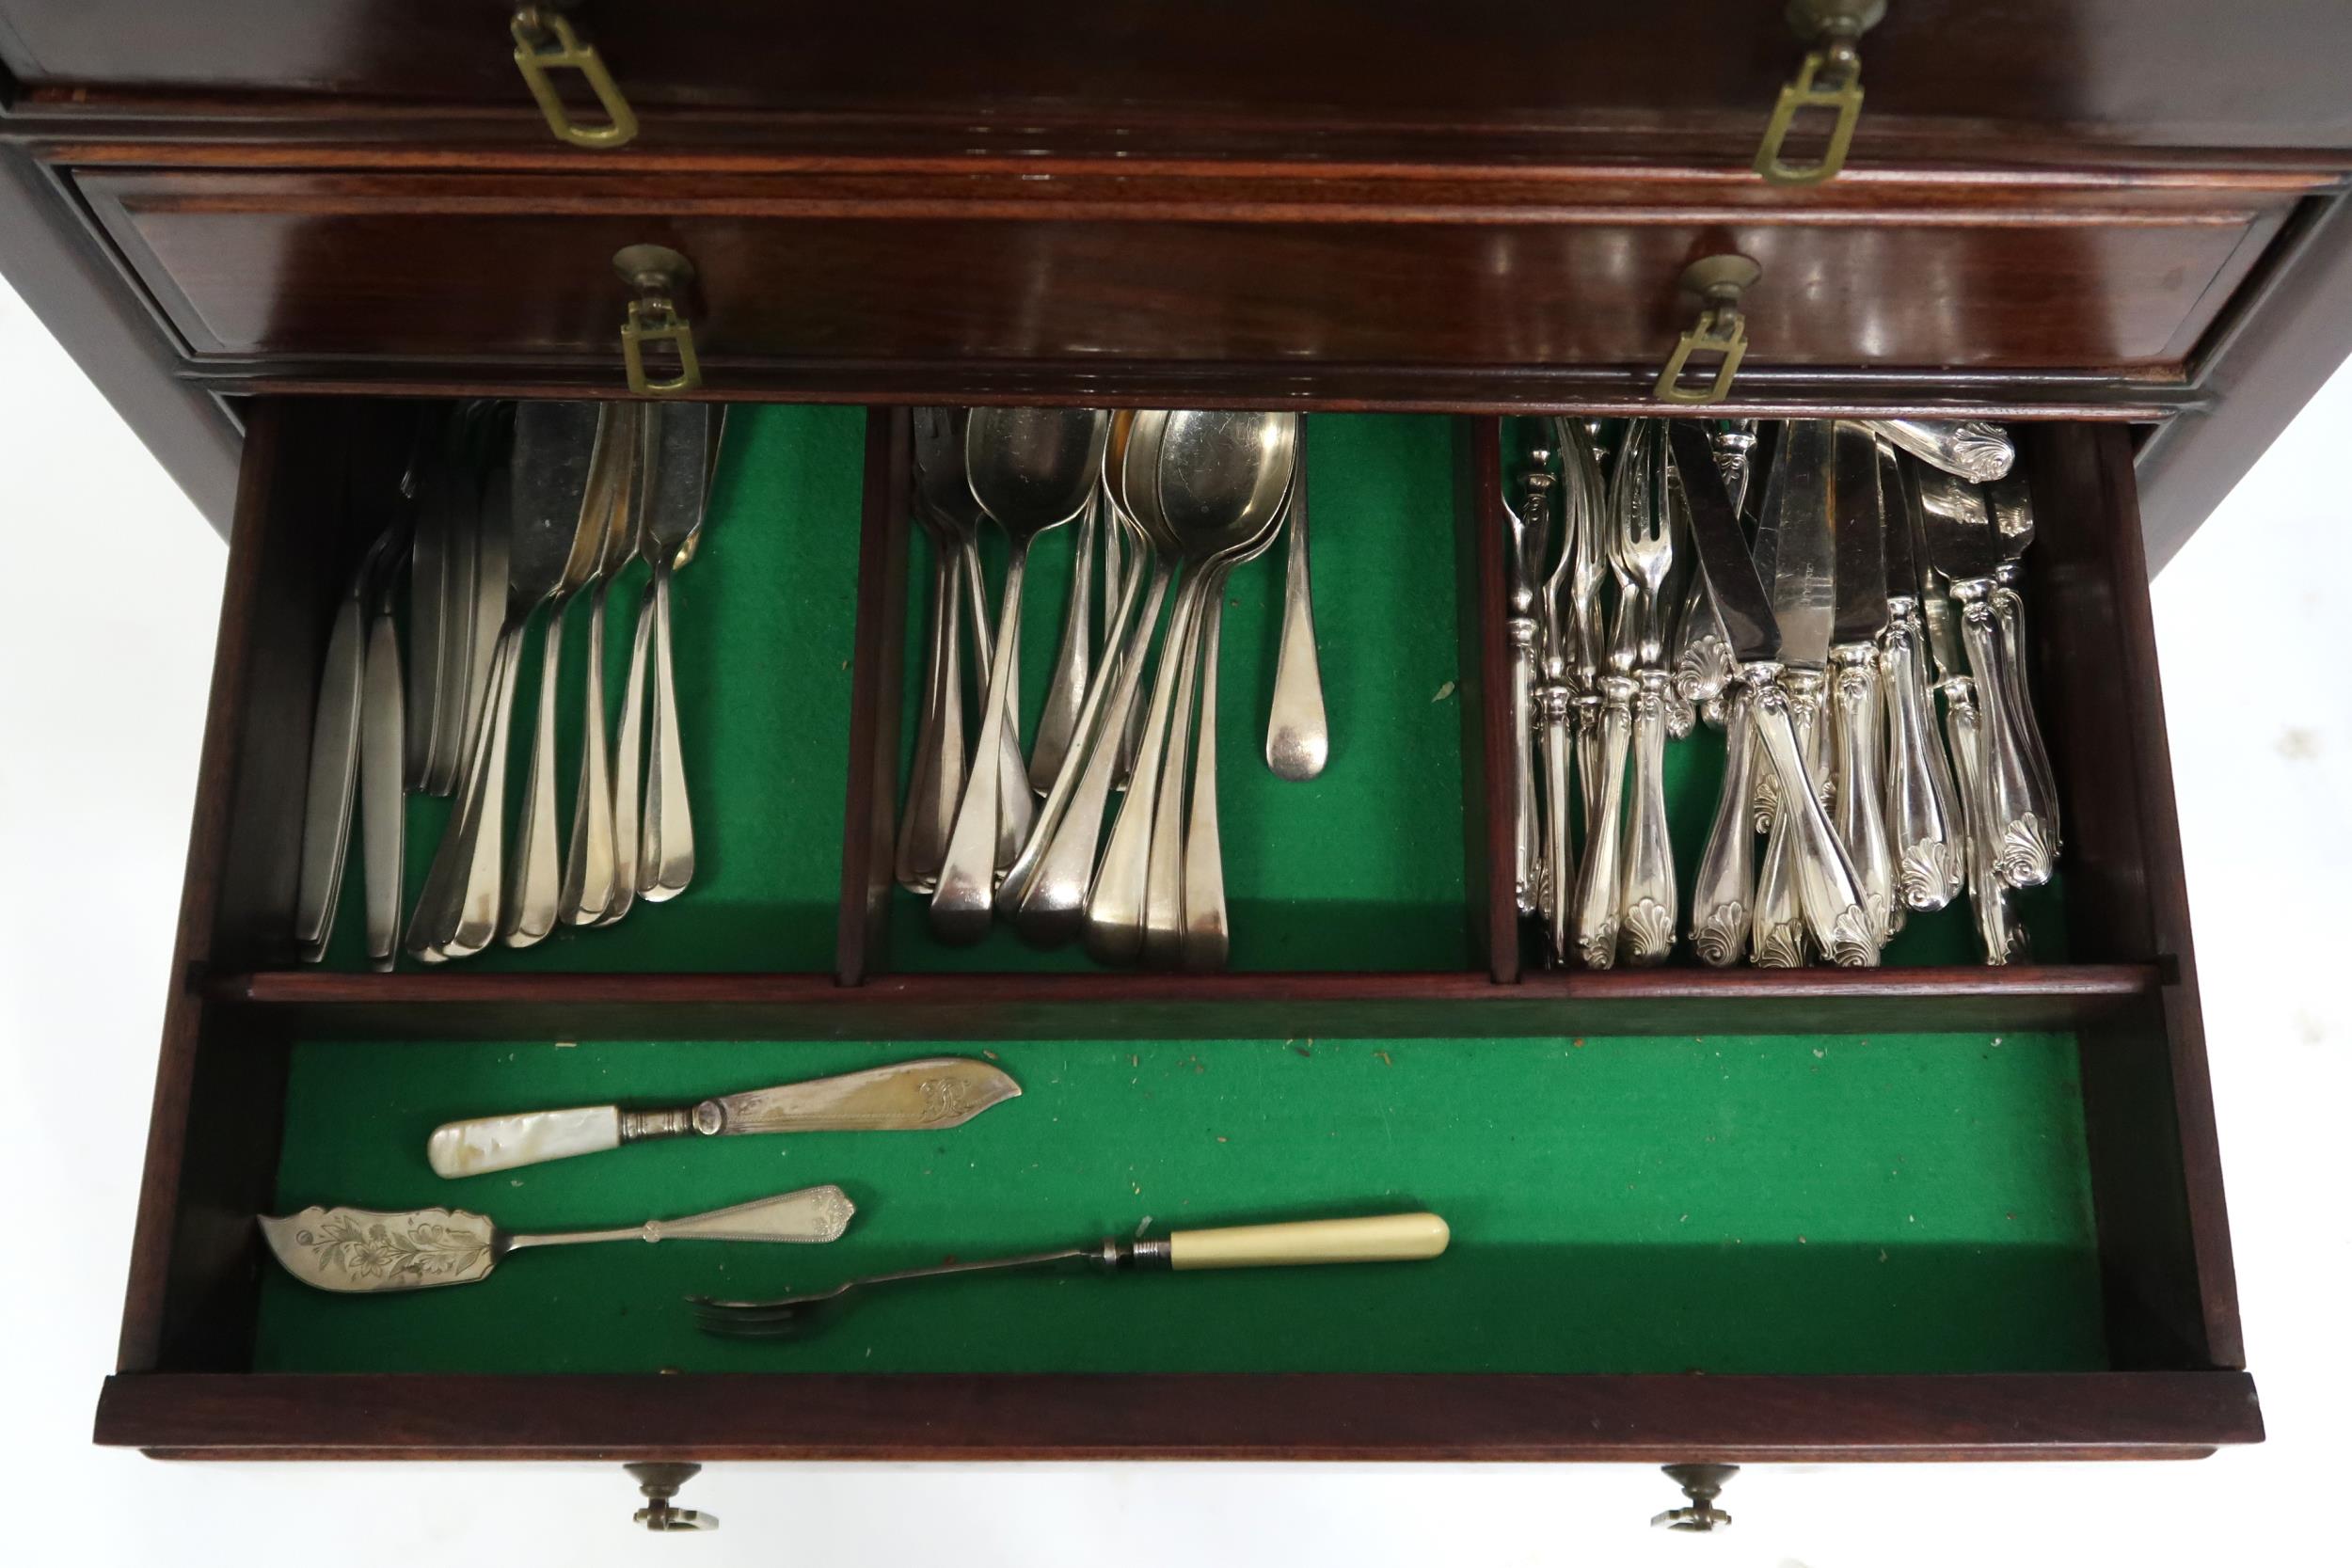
1511,415 -> 2059,970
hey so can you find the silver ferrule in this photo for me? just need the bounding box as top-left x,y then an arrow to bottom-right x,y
617,1106 -> 697,1144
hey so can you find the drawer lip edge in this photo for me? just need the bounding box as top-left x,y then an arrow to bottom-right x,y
94,1370 -> 2265,1461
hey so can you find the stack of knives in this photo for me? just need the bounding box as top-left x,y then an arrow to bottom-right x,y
1505,415 -> 2058,970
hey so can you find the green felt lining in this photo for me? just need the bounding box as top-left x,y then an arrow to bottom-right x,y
255,1031 -> 2106,1375
316,404 -> 2061,974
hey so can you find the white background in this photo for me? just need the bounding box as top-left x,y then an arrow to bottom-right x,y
2,277 -> 2344,1566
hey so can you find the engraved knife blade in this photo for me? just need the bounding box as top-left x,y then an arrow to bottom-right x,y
427,1056 -> 1021,1177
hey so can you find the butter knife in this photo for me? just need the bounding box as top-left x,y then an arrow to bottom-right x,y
427,1056 -> 1020,1178
262,1184 -> 855,1293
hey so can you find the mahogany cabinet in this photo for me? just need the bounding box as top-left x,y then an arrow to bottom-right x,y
1,0 -> 2333,1535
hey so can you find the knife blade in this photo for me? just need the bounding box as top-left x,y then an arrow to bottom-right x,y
426,1056 -> 1022,1178
1765,420 -> 1837,673
1824,421 -> 1895,942
1669,422 -> 1875,968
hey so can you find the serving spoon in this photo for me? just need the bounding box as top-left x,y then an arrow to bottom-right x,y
929,406 -> 1108,943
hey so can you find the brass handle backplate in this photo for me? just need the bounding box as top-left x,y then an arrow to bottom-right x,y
614,244 -> 702,396
1654,254 -> 1761,405
513,6 -> 639,150
626,1463 -> 718,1532
1755,0 -> 1887,185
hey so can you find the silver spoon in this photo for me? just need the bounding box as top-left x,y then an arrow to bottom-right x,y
929,406 -> 1108,942
1263,418 -> 1327,781
557,403 -> 644,927
636,404 -> 723,903
1029,483 -> 1097,793
913,409 -> 1030,874
896,434 -> 972,895
1089,410 -> 1297,966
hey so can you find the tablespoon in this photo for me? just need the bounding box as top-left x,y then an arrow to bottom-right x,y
407,403 -> 598,958
895,485 -> 970,895
1028,482 -> 1097,793
1181,491 -> 1288,972
1092,409 -> 1297,966
1264,418 -> 1327,781
557,403 -> 644,927
913,409 -> 1030,872
929,406 -> 1108,943
501,403 -> 635,948
1002,430 -> 1168,941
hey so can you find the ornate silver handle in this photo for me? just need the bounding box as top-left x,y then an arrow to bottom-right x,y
1749,664 -> 1880,967
1880,598 -> 1964,913
1690,685 -> 1756,966
1952,577 -> 2056,888
1938,674 -> 2029,964
1617,672 -> 1677,965
1569,674 -> 1635,967
1507,614 -> 1540,917
1827,643 -> 1896,945
1991,565 -> 2060,845
1539,685 -> 1576,967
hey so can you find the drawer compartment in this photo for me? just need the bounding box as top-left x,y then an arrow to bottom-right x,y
9,2 -> 2351,159
71,166 -> 2308,397
98,397 -> 2253,1465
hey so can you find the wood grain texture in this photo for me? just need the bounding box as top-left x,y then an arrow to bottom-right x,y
6,0 -> 2351,159
1460,418 -> 1520,981
92,1370 -> 2262,1460
71,167 -> 2295,388
200,963 -> 2159,1042
2026,422 -> 2244,1372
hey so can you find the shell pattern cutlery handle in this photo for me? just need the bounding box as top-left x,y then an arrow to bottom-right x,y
1506,615 -> 1540,917
1690,684 -> 1756,965
1879,598 -> 1964,912
1952,576 -> 2056,888
1538,685 -> 1576,966
1939,674 -> 2028,964
1991,565 -> 2060,843
294,595 -> 365,960
1569,674 -> 1634,967
640,561 -> 696,900
1827,643 -> 1896,944
359,605 -> 405,971
1617,672 -> 1677,964
1748,664 -> 1879,967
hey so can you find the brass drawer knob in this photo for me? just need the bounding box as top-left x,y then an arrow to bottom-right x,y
1755,0 -> 1887,185
1654,254 -> 1761,405
1651,1463 -> 1739,1531
626,1462 -> 718,1531
512,5 -> 639,150
614,244 -> 703,396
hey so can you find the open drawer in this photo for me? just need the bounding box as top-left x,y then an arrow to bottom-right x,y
95,396 -> 2254,1505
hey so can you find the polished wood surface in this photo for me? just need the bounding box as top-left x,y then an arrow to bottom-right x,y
94,1370 -> 2262,1461
74,166 -> 2296,388
8,1 -> 2351,160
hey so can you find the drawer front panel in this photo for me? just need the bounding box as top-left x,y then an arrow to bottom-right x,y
8,2 -> 2352,155
78,170 -> 2292,383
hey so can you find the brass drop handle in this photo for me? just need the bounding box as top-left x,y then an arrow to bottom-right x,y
1651,1463 -> 1739,1531
512,4 -> 638,150
626,1462 -> 718,1531
614,244 -> 703,396
1754,0 -> 1887,185
1654,254 -> 1760,405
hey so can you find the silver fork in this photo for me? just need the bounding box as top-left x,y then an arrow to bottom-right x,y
1613,420 -> 1678,966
